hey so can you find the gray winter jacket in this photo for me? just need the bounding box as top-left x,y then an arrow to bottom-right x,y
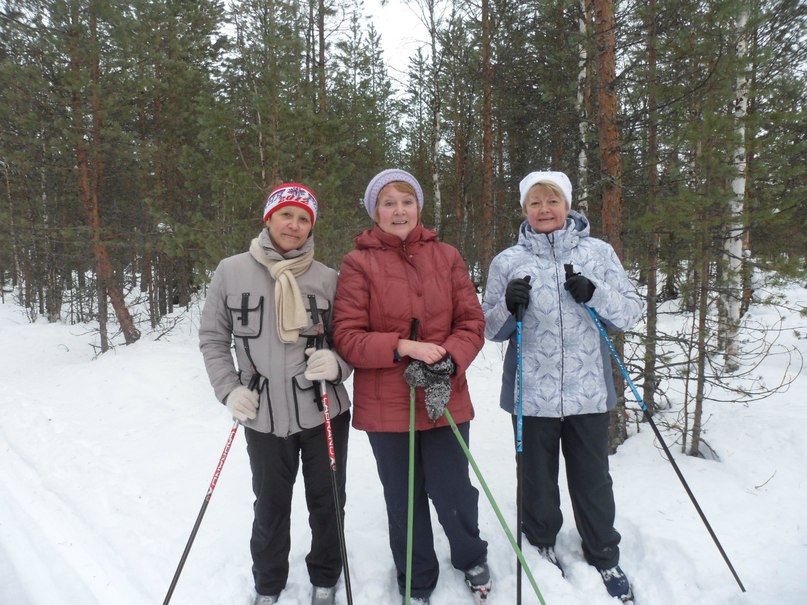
199,234 -> 351,437
482,212 -> 642,418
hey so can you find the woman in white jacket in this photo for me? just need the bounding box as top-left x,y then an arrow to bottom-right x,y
199,183 -> 351,605
482,171 -> 641,604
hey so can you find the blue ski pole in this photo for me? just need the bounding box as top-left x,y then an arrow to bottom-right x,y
514,275 -> 530,605
563,263 -> 746,593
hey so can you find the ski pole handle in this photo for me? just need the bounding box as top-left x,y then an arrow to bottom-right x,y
515,275 -> 531,323
307,294 -> 325,349
409,318 -> 420,341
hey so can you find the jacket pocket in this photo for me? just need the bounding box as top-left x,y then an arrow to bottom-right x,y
293,373 -> 321,429
292,372 -> 344,429
301,294 -> 333,339
227,293 -> 264,338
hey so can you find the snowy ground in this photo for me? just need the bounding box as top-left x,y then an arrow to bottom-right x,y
1,281 -> 806,605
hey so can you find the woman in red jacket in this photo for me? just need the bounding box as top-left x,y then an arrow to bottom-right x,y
333,169 -> 489,605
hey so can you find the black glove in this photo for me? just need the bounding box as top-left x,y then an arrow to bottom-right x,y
505,277 -> 532,314
403,357 -> 455,421
564,274 -> 595,303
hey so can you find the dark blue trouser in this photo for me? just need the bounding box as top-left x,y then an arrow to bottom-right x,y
368,423 -> 488,599
244,411 -> 350,596
516,412 -> 621,570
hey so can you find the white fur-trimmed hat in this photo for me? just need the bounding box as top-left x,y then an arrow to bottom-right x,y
363,169 -> 424,217
263,183 -> 319,225
519,171 -> 573,209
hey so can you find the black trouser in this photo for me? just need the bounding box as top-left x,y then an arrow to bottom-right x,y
368,423 -> 488,599
244,411 -> 350,596
515,412 -> 621,570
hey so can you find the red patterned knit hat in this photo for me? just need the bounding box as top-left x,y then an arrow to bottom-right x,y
263,183 -> 319,225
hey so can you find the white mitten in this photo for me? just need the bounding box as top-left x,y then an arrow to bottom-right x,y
225,386 -> 259,421
304,348 -> 340,382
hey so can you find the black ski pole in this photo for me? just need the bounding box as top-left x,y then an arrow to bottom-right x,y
564,264 -> 746,593
310,297 -> 353,605
514,275 -> 530,605
163,417 -> 241,604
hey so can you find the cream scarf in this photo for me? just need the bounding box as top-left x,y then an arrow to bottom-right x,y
249,230 -> 315,344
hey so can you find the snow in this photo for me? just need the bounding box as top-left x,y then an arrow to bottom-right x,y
1,281 -> 806,605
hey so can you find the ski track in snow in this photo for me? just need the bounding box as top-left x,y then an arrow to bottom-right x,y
1,284 -> 806,604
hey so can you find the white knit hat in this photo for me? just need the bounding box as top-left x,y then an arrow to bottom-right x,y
263,183 -> 319,225
519,171 -> 573,209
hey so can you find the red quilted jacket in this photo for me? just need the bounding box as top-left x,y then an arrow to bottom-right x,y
333,223 -> 484,432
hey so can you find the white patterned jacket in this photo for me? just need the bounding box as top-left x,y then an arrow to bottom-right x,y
482,211 -> 642,418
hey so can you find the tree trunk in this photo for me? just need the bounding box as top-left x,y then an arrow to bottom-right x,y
69,0 -> 139,349
722,9 -> 750,373
642,0 -> 659,411
576,0 -> 591,214
594,0 -> 626,448
427,1 -> 443,234
688,251 -> 710,458
3,160 -> 21,296
741,20 -> 759,317
480,0 -> 494,281
495,113 -> 507,258
594,0 -> 623,257
318,0 -> 326,114
550,0 -> 567,168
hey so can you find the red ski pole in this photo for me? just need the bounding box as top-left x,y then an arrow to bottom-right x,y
162,415 -> 241,604
310,299 -> 353,605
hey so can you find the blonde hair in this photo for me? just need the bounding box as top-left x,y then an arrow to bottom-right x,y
522,182 -> 569,215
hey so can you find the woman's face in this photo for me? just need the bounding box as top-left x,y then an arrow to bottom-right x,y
375,183 -> 420,240
523,185 -> 568,233
265,205 -> 313,253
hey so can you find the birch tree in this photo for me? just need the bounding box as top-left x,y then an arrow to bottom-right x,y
721,7 -> 750,373
575,0 -> 591,214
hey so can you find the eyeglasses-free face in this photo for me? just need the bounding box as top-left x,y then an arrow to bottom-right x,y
523,185 -> 568,234
265,205 -> 313,253
375,184 -> 420,240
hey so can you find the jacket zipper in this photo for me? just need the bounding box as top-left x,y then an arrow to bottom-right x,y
549,236 -> 565,420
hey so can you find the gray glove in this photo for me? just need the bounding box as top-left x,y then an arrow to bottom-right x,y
403,357 -> 455,421
304,347 -> 340,382
225,385 -> 259,422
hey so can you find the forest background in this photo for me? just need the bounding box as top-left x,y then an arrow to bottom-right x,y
1,0 -> 806,452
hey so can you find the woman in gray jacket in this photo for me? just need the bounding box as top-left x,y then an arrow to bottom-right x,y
482,171 -> 641,604
199,183 -> 351,605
